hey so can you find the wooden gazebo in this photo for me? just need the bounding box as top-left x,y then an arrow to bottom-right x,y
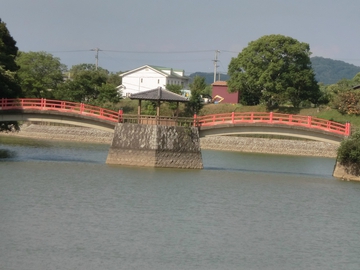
129,87 -> 189,120
107,87 -> 202,168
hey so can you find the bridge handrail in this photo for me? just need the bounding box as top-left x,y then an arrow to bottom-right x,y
0,98 -> 194,126
1,98 -> 351,136
1,98 -> 120,122
196,111 -> 351,136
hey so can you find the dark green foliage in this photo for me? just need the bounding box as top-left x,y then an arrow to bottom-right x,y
337,132 -> 360,174
166,84 -> 182,95
0,18 -> 21,98
228,34 -> 320,109
142,101 -> 157,115
333,90 -> 360,115
53,64 -> 120,107
0,19 -> 22,132
319,73 -> 360,109
186,76 -> 206,115
166,84 -> 183,116
16,51 -> 66,98
311,57 -> 360,85
107,72 -> 122,86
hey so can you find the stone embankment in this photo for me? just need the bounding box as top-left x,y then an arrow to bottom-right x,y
3,124 -> 338,158
6,124 -> 113,144
200,136 -> 338,158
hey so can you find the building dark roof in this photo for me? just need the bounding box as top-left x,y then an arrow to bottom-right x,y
129,87 -> 189,102
353,85 -> 360,90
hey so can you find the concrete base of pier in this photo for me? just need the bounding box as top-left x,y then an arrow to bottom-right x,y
106,123 -> 203,169
333,162 -> 360,181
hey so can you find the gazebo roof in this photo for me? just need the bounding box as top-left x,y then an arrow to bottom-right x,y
129,87 -> 189,102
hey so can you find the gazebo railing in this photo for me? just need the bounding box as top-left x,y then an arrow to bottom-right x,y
119,114 -> 195,127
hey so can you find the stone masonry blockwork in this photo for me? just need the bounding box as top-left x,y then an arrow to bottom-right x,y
106,123 -> 203,169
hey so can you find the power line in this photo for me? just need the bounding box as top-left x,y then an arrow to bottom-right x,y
49,49 -> 231,54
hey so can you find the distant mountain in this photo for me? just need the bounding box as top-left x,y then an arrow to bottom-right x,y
310,56 -> 360,85
189,57 -> 360,86
188,72 -> 229,85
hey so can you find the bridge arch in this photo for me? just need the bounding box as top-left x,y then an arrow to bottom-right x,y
197,112 -> 350,145
199,124 -> 343,144
0,110 -> 116,132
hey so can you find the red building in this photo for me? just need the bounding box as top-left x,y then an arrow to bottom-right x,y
211,81 -> 240,104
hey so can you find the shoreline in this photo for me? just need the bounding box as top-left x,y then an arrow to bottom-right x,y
1,124 -> 338,158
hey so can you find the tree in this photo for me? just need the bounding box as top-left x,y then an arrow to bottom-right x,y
0,18 -> 21,132
228,34 -> 320,108
0,18 -> 21,98
166,84 -> 183,116
337,131 -> 360,175
16,51 -> 67,98
352,72 -> 360,86
186,76 -> 206,115
107,71 -> 122,86
333,90 -> 360,115
54,64 -> 120,107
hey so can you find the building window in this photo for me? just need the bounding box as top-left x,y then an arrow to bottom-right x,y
158,79 -> 160,84
141,78 -> 143,83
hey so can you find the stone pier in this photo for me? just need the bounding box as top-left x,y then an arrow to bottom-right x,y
333,162 -> 360,181
106,123 -> 203,169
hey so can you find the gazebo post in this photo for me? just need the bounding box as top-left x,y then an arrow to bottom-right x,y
138,99 -> 141,124
157,100 -> 160,125
176,101 -> 179,117
175,102 -> 179,125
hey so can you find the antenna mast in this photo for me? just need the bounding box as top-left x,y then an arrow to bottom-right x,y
213,50 -> 220,83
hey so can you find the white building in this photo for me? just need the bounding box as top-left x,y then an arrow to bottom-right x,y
117,65 -> 189,97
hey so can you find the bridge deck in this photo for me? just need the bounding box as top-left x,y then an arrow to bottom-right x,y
1,98 -> 351,140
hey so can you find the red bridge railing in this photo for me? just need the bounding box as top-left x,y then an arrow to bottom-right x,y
1,98 -> 120,123
195,112 -> 351,136
1,98 -> 351,136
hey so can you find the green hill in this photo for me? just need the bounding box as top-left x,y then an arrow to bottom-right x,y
188,72 -> 229,85
310,57 -> 360,85
189,57 -> 360,86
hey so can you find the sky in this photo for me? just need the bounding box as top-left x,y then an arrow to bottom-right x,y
2,0 -> 360,75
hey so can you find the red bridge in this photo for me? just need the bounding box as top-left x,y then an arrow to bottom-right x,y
0,98 -> 351,144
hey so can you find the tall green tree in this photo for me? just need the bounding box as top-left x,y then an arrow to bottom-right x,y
107,71 -> 122,86
352,72 -> 360,86
166,84 -> 183,116
186,76 -> 206,115
54,64 -> 120,106
0,18 -> 21,132
16,51 -> 66,98
0,18 -> 21,98
228,34 -> 320,108
337,131 -> 360,175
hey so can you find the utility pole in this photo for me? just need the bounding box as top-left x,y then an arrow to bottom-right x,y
213,50 -> 220,83
91,47 -> 101,70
